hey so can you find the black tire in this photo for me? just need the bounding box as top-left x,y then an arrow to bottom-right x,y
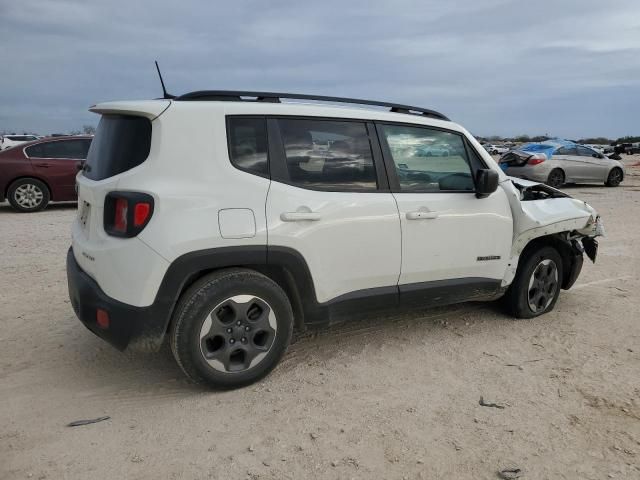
170,268 -> 294,389
605,167 -> 623,187
7,178 -> 50,212
546,169 -> 565,188
503,246 -> 563,319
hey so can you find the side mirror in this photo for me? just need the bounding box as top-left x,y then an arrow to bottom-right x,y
475,169 -> 499,198
595,153 -> 604,159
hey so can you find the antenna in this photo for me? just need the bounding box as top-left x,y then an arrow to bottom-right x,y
155,61 -> 175,99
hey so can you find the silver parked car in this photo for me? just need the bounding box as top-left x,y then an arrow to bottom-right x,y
501,142 -> 625,188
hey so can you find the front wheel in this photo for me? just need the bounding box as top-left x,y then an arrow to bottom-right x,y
170,268 -> 293,389
7,178 -> 50,212
504,246 -> 563,319
605,167 -> 623,187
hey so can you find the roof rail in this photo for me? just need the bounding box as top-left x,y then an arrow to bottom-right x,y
174,90 -> 449,121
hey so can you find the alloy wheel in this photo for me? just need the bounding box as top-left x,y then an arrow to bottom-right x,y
609,169 -> 622,186
527,259 -> 558,313
14,183 -> 44,209
199,295 -> 277,373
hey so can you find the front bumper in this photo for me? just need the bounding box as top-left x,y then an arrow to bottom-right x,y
66,247 -> 169,351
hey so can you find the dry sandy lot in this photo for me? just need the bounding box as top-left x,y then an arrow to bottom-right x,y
2,157 -> 640,480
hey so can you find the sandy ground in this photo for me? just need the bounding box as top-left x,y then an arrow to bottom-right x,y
2,157 -> 640,480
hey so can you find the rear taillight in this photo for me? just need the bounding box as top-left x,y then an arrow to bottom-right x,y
113,198 -> 128,233
527,154 -> 546,165
104,192 -> 154,237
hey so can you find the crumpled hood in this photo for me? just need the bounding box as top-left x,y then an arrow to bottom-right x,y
501,177 -> 601,244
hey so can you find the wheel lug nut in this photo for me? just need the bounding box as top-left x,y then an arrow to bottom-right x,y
236,321 -> 241,326
229,338 -> 235,344
226,328 -> 232,333
241,337 -> 247,343
245,326 -> 250,331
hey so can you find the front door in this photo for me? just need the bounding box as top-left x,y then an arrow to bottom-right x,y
575,145 -> 610,182
266,117 -> 401,304
376,123 -> 513,299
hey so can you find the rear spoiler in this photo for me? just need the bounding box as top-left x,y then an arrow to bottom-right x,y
89,100 -> 171,121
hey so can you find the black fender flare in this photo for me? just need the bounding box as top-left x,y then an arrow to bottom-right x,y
146,246 -> 321,351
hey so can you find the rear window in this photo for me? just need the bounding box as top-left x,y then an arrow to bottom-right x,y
84,114 -> 151,180
26,139 -> 91,159
227,117 -> 269,177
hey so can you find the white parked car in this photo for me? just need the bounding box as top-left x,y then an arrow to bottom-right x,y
483,144 -> 510,155
0,134 -> 40,150
67,91 -> 604,389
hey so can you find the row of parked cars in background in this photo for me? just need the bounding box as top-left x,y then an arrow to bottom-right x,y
0,132 -> 628,213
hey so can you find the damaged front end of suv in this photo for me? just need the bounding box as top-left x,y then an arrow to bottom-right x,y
501,177 -> 604,291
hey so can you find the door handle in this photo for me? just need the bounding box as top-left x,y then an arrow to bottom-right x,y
35,163 -> 51,168
280,212 -> 322,222
406,210 -> 439,220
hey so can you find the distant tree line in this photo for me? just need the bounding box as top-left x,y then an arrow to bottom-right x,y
0,125 -> 96,136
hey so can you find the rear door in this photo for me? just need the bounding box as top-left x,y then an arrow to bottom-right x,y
265,117 -> 401,304
551,145 -> 580,181
27,139 -> 91,200
376,122 -> 513,300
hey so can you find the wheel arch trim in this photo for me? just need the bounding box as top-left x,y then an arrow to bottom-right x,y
155,246 -> 320,341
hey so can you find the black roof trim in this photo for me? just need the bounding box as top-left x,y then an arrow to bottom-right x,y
174,90 -> 449,121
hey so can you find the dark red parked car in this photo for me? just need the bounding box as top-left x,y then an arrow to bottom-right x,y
0,136 -> 92,212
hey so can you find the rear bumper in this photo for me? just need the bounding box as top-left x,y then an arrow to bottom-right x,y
503,165 -> 550,183
66,247 -> 169,351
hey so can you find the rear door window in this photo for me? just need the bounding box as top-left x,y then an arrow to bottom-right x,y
84,115 -> 151,180
554,146 -> 577,156
276,118 -> 377,191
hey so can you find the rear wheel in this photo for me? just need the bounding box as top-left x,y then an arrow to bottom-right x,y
7,178 -> 50,212
170,268 -> 293,389
605,167 -> 623,187
504,246 -> 563,319
546,169 -> 565,188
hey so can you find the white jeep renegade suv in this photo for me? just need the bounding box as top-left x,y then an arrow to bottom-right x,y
67,91 -> 603,389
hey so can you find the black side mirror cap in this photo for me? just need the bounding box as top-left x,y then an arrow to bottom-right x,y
475,169 -> 499,198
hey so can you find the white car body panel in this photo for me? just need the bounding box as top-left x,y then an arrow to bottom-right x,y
393,188 -> 513,284
266,182 -> 401,303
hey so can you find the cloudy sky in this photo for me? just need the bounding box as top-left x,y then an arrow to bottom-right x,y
1,0 -> 639,138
